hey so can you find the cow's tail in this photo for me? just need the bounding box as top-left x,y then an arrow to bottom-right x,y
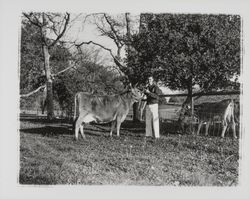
73,93 -> 79,121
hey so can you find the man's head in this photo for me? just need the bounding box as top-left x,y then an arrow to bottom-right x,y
148,75 -> 154,86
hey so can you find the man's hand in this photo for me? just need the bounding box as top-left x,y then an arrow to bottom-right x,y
144,89 -> 150,94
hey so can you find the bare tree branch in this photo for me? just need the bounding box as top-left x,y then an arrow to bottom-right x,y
66,13 -> 83,33
103,14 -> 121,46
23,12 -> 47,45
76,40 -> 111,52
20,63 -> 77,98
83,13 -> 105,24
44,13 -> 60,37
49,13 -> 70,47
95,22 -> 117,43
23,12 -> 42,27
52,64 -> 76,77
20,85 -> 46,98
74,40 -> 126,72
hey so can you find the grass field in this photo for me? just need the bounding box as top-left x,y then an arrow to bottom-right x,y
19,119 -> 239,186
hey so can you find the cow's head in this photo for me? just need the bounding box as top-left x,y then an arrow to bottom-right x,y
128,83 -> 144,102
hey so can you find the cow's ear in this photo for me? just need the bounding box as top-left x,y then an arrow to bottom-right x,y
129,83 -> 133,89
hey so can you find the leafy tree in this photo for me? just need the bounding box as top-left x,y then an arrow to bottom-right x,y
53,60 -> 124,116
20,23 -> 45,93
20,19 -> 74,114
20,21 -> 73,93
128,13 -> 241,98
20,18 -> 123,117
21,12 -> 71,120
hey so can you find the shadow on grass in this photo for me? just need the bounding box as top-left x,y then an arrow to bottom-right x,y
20,117 -> 194,137
20,125 -> 73,136
19,117 -> 182,138
19,118 -> 148,137
20,117 -> 72,124
19,173 -> 56,185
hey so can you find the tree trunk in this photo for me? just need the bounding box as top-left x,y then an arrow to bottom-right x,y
43,45 -> 54,120
126,13 -> 140,122
187,85 -> 194,134
40,86 -> 47,114
125,12 -> 131,53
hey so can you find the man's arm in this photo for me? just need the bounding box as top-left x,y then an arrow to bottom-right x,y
145,85 -> 160,99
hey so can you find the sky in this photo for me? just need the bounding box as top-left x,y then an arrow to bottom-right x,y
63,13 -> 140,66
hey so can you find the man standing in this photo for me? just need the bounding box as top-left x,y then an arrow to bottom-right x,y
144,75 -> 161,139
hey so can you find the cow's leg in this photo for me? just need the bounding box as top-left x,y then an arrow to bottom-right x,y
110,120 -> 116,137
116,114 -> 126,137
140,110 -> 143,121
197,122 -> 203,135
75,119 -> 80,140
231,121 -> 237,139
221,126 -> 227,138
205,121 -> 210,136
221,121 -> 228,138
116,119 -> 122,137
80,124 -> 85,139
74,114 -> 85,140
178,119 -> 184,134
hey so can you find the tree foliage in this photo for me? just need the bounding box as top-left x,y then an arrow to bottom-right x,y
53,61 -> 124,114
21,12 -> 71,119
20,21 -> 73,93
20,23 -> 44,93
127,14 -> 241,94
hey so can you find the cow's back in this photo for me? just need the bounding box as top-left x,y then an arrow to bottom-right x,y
77,92 -> 123,123
195,99 -> 232,120
195,99 -> 231,113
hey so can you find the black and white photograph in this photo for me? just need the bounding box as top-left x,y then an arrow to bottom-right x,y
0,0 -> 250,198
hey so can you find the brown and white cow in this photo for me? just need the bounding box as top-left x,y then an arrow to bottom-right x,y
195,99 -> 237,138
73,86 -> 143,140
